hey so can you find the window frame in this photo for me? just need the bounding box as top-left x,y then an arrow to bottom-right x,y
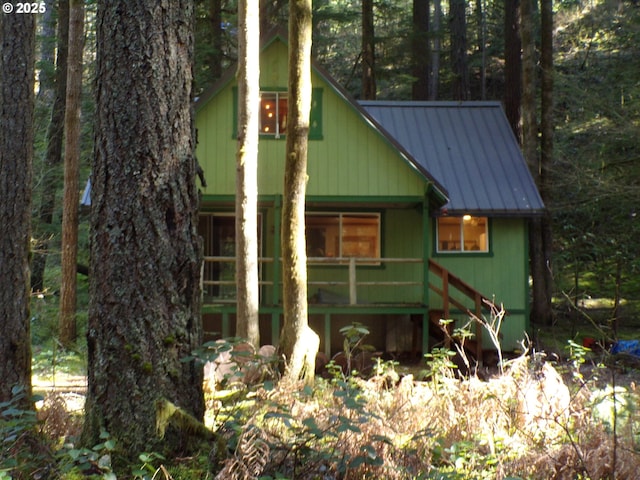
198,211 -> 264,302
259,90 -> 288,138
305,211 -> 382,266
434,215 -> 491,255
232,87 -> 323,140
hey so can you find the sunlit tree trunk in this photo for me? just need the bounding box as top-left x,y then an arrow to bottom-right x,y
280,0 -> 320,383
361,0 -> 376,99
412,0 -> 430,100
59,0 -> 85,347
235,0 -> 261,348
83,0 -> 204,457
0,10 -> 36,405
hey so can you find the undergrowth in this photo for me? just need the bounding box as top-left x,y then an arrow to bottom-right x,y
4,316 -> 640,478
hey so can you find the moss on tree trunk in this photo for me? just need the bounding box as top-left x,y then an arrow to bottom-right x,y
83,0 -> 204,459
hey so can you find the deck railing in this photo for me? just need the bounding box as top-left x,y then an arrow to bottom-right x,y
203,255 -> 497,362
202,255 -> 423,304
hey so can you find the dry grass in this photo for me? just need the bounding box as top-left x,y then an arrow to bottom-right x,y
213,353 -> 640,479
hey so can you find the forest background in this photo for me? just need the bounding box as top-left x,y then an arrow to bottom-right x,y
30,0 -> 640,346
7,0 -> 640,478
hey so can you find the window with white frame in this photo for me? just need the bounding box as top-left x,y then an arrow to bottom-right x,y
260,91 -> 288,137
306,213 -> 381,262
436,215 -> 488,253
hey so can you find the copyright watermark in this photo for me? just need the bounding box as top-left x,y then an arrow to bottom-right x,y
2,3 -> 47,14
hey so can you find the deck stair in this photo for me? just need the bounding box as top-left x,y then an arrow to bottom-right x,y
427,259 -> 503,365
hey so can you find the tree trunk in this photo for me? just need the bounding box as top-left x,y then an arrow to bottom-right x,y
429,0 -> 441,100
521,0 -> 552,326
504,0 -> 521,139
361,0 -> 376,100
210,0 -> 223,80
59,0 -> 84,347
235,0 -> 261,348
0,10 -> 36,405
450,0 -> 469,100
280,0 -> 320,383
32,0 -> 70,293
83,0 -> 204,458
539,0 -> 555,325
412,0 -> 430,100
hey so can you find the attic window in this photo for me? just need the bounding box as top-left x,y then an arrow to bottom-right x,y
436,216 -> 488,253
260,92 -> 288,137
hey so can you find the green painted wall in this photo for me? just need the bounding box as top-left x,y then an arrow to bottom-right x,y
195,39 -> 427,198
428,217 -> 529,350
195,37 -> 532,352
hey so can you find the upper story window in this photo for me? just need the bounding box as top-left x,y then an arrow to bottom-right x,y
260,92 -> 288,137
233,87 -> 323,140
306,213 -> 381,263
436,215 -> 488,253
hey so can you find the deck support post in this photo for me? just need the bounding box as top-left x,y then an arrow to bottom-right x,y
421,311 -> 429,356
324,313 -> 331,357
348,257 -> 357,305
271,312 -> 280,346
222,312 -> 230,338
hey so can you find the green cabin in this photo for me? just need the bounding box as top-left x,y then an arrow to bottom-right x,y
194,33 -> 545,362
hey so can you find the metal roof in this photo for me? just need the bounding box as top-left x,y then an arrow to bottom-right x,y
360,101 -> 545,216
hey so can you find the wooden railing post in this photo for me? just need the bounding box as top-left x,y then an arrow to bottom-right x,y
474,293 -> 483,364
349,257 -> 357,305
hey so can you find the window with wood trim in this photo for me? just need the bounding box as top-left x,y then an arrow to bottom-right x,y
436,216 -> 488,253
306,213 -> 381,262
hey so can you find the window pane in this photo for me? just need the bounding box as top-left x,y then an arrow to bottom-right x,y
462,216 -> 488,251
260,93 -> 278,134
277,94 -> 288,133
306,215 -> 340,257
437,216 -> 488,253
342,215 -> 380,258
437,217 -> 462,251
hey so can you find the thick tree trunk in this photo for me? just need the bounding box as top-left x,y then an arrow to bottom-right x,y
412,0 -> 430,100
235,0 -> 261,348
59,0 -> 85,347
83,0 -> 204,457
450,0 -> 469,100
361,0 -> 376,100
280,0 -> 320,383
0,11 -> 36,404
504,0 -> 521,139
32,0 -> 70,293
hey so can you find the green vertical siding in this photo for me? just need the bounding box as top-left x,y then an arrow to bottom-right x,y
429,218 -> 529,350
195,40 -> 428,198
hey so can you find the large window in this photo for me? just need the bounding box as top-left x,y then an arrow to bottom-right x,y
306,213 -> 381,262
436,216 -> 488,253
198,213 -> 262,301
260,91 -> 288,137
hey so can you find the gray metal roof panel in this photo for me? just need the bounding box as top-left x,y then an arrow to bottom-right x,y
360,101 -> 545,215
